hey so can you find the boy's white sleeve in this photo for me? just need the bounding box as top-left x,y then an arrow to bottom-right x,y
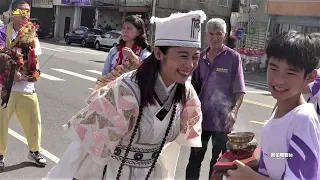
283,113 -> 320,180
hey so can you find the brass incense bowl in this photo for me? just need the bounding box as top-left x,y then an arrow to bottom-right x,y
226,139 -> 258,153
226,132 -> 257,154
227,132 -> 255,143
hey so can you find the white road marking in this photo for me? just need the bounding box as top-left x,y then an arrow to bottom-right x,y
245,90 -> 271,95
41,73 -> 65,81
55,48 -> 82,53
86,70 -> 102,75
8,129 -> 60,163
78,51 -> 105,55
245,82 -> 268,89
89,88 -> 93,90
42,46 -> 105,55
243,99 -> 274,109
65,46 -> 106,54
250,120 -> 268,125
245,80 -> 267,86
41,47 -> 62,52
55,48 -> 105,55
51,68 -> 97,82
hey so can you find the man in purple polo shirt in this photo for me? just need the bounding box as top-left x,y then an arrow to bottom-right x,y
186,18 -> 245,179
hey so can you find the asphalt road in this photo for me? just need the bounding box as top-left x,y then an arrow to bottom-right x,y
0,41 -> 276,180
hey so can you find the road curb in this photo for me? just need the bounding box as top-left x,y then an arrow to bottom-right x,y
40,38 -> 66,45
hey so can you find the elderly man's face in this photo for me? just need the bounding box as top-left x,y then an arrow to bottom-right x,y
206,29 -> 226,50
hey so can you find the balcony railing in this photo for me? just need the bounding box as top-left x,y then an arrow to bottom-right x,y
120,0 -> 152,6
93,0 -> 151,6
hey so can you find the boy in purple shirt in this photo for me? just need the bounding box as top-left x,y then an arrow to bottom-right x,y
186,18 -> 245,180
227,31 -> 320,180
303,33 -> 320,104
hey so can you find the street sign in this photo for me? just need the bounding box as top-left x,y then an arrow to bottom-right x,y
236,28 -> 245,40
245,27 -> 256,35
249,28 -> 256,35
248,16 -> 255,24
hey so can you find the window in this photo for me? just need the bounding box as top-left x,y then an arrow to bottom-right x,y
296,25 -> 303,32
110,33 -> 121,39
90,29 -> 103,35
74,28 -> 85,34
311,27 -> 319,33
274,23 -> 320,35
275,24 -> 280,34
103,33 -> 111,38
218,0 -> 228,7
281,24 -> 289,32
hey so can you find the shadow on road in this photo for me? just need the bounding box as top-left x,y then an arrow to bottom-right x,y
0,161 -> 45,173
89,60 -> 105,64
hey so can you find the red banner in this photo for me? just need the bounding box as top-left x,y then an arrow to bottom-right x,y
237,48 -> 265,57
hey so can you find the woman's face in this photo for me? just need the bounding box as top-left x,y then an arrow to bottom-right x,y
121,22 -> 139,42
155,47 -> 201,87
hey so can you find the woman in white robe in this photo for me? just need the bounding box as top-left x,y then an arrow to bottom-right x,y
44,10 -> 207,180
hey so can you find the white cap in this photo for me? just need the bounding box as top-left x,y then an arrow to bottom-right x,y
150,10 -> 207,48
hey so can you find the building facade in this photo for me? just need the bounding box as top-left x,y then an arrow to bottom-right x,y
51,0 -> 235,48
155,0 -> 233,48
228,0 -> 270,72
265,0 -> 320,38
31,0 -> 55,37
53,0 -> 93,38
92,0 -> 235,48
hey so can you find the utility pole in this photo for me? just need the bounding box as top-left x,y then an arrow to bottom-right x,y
150,0 -> 157,48
122,0 -> 127,22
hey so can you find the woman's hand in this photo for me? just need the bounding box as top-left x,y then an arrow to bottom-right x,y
122,47 -> 139,61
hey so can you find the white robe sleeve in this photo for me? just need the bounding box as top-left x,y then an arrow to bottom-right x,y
63,78 -> 140,165
159,84 -> 202,179
175,84 -> 202,147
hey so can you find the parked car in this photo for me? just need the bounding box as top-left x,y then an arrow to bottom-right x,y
30,18 -> 45,39
94,30 -> 121,50
65,26 -> 103,47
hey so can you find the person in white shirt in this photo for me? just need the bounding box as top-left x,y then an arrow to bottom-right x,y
227,31 -> 320,180
0,0 -> 46,170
